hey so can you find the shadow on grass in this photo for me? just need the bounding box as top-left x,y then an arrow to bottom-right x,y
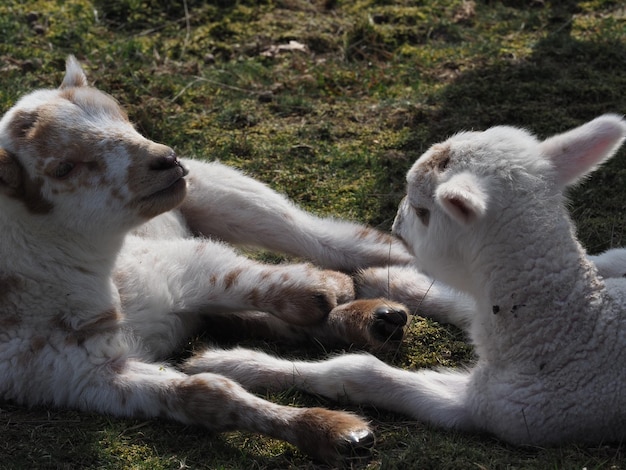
412,1 -> 623,137
0,402 -> 294,469
391,2 -> 626,250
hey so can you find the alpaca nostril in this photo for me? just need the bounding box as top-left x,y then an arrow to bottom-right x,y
150,153 -> 179,171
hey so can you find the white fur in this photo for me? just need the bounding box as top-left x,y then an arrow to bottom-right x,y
0,56 -> 416,463
203,115 -> 626,446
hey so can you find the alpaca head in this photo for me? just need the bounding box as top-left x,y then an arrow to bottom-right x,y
393,115 -> 626,292
0,56 -> 187,235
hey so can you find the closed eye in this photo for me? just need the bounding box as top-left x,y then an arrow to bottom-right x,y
415,207 -> 430,226
53,162 -> 75,179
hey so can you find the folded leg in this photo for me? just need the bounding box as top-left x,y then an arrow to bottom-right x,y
179,160 -> 413,271
116,236 -> 355,358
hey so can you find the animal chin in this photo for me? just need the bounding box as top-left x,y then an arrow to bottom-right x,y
144,175 -> 187,201
136,176 -> 187,218
395,233 -> 415,256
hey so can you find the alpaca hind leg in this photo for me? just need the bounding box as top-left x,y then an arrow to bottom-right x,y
179,159 -> 413,270
184,348 -> 475,431
78,360 -> 373,464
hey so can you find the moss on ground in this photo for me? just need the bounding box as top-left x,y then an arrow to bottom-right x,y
0,0 -> 625,468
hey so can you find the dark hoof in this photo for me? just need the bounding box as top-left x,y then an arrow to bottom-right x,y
372,305 -> 408,342
338,428 -> 375,460
375,305 -> 408,325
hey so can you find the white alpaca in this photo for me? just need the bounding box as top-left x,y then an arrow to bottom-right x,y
0,56 -> 414,464
200,115 -> 626,445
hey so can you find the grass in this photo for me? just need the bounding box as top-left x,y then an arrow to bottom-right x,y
1,0 -> 625,468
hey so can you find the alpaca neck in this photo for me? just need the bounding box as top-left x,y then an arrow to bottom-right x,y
0,215 -> 126,328
466,205 -> 605,363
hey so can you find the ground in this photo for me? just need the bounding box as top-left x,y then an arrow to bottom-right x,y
0,0 -> 624,468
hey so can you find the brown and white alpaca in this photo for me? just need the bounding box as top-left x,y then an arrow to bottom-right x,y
0,56 -> 412,463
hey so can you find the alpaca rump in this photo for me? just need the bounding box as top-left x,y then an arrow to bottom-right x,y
0,56 -> 414,463
202,115 -> 626,446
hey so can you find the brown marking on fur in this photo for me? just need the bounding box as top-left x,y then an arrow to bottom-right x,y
0,314 -> 21,329
370,229 -> 393,245
290,408 -> 373,463
29,335 -> 46,353
59,87 -> 129,122
422,143 -> 451,172
73,308 -> 123,346
359,227 -> 383,242
325,300 -> 371,340
0,149 -> 53,214
174,375 -> 240,427
7,110 -> 39,140
0,149 -> 22,191
223,268 -> 242,289
107,357 -> 127,374
356,227 -> 371,240
113,271 -> 131,307
255,283 -> 332,325
8,106 -> 106,202
124,138 -> 187,220
131,174 -> 188,220
18,174 -> 53,214
17,335 -> 48,367
209,274 -> 217,286
29,116 -> 110,193
363,228 -> 394,245
327,299 -> 406,347
83,308 -> 123,331
54,308 -> 122,346
113,270 -> 129,287
51,313 -> 71,332
247,288 -> 261,306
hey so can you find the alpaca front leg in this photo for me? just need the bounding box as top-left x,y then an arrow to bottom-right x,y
118,237 -> 355,327
79,361 -> 374,464
186,348 -> 476,432
179,159 -> 414,271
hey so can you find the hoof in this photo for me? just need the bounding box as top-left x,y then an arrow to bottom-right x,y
339,428 -> 376,460
371,304 -> 408,342
297,408 -> 374,464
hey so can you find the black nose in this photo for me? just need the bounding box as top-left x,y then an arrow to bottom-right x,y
150,153 -> 179,171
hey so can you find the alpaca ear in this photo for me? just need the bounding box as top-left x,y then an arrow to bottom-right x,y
0,149 -> 23,194
60,55 -> 88,89
435,172 -> 488,225
540,114 -> 626,187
